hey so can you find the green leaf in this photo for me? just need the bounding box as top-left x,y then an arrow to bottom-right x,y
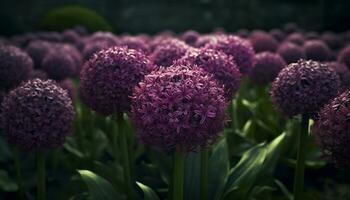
78,170 -> 123,200
208,139 -> 229,200
184,152 -> 200,200
0,169 -> 18,192
136,182 -> 160,200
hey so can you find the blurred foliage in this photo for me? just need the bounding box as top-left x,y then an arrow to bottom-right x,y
40,5 -> 113,32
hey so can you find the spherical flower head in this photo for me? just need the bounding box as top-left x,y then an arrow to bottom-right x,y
194,34 -> 218,48
1,79 -> 75,151
337,46 -> 350,69
321,31 -> 342,50
55,43 -> 83,75
277,42 -> 305,64
204,35 -> 255,74
326,62 -> 350,89
176,48 -> 241,100
80,46 -> 154,115
271,60 -> 340,117
249,52 -> 286,85
286,33 -> 305,46
25,40 -> 52,68
120,36 -> 150,54
150,38 -> 190,68
86,31 -> 119,45
131,64 -> 226,152
249,30 -> 279,53
269,29 -> 285,42
0,45 -> 33,91
312,89 -> 350,168
180,30 -> 200,46
303,40 -> 331,62
62,30 -> 81,44
42,49 -> 76,80
59,79 -> 76,101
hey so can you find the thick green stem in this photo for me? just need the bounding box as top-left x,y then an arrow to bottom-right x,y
13,148 -> 25,200
36,151 -> 46,200
117,114 -> 133,200
200,148 -> 209,200
293,115 -> 309,200
173,150 -> 185,200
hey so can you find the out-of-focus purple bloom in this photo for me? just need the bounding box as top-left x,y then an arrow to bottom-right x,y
80,46 -> 154,115
180,30 -> 200,46
82,41 -> 113,61
249,52 -> 286,85
325,62 -> 350,89
269,29 -> 286,42
59,79 -> 76,101
283,22 -> 299,34
1,79 -> 75,151
194,34 -> 218,48
249,30 -> 279,53
271,60 -> 340,117
62,30 -> 81,45
321,31 -> 342,50
120,36 -> 150,54
25,40 -> 52,68
337,46 -> 350,69
285,33 -> 305,46
277,42 -> 305,64
131,64 -> 226,152
236,29 -> 250,38
305,31 -> 319,40
42,49 -> 76,80
303,40 -> 331,62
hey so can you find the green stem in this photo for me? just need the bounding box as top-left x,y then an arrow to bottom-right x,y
293,115 -> 309,200
232,98 -> 239,131
117,114 -> 133,200
173,149 -> 185,200
200,148 -> 209,200
36,151 -> 46,200
13,148 -> 25,200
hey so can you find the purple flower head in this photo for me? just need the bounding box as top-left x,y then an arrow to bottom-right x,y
271,60 -> 340,118
59,79 -> 76,101
277,42 -> 305,64
204,35 -> 255,74
303,40 -> 331,62
42,49 -> 76,80
30,70 -> 48,80
325,62 -> 350,89
82,41 -> 113,61
269,29 -> 286,42
286,33 -> 305,46
80,46 -> 154,115
131,64 -> 226,152
86,31 -> 119,45
249,52 -> 286,85
176,48 -> 241,100
1,79 -> 75,151
0,45 -> 33,91
150,38 -> 190,68
249,30 -> 279,53
55,43 -> 83,75
62,30 -> 81,47
337,46 -> 350,69
321,31 -> 342,50
25,40 -> 52,68
194,34 -> 218,48
120,36 -> 150,54
180,30 -> 200,46
312,89 -> 350,168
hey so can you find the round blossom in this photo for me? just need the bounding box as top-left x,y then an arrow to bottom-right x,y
42,49 -> 76,80
131,65 -> 226,152
269,29 -> 285,42
1,79 -> 75,151
337,46 -> 350,69
277,42 -> 305,64
271,60 -> 340,117
150,38 -> 190,68
303,40 -> 331,62
312,90 -> 350,168
204,35 -> 255,74
0,45 -> 33,90
180,30 -> 200,46
25,40 -> 52,68
62,30 -> 81,44
326,62 -> 350,89
249,31 -> 279,53
80,46 -> 153,115
120,36 -> 150,54
249,52 -> 286,85
285,33 -> 305,46
176,48 -> 241,99
194,34 -> 218,48
321,32 -> 342,50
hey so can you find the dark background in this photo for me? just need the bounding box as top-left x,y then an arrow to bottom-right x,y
0,0 -> 348,36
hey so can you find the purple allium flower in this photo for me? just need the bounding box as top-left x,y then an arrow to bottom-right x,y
86,31 -> 119,45
204,35 -> 255,74
1,79 -> 75,151
176,48 -> 241,99
29,70 -> 48,80
337,46 -> 350,69
25,40 -> 52,68
80,46 -> 153,115
0,45 -> 33,90
194,34 -> 218,48
249,30 -> 279,53
180,30 -> 200,46
321,31 -> 342,50
59,79 -> 76,101
120,36 -> 150,54
312,89 -> 350,168
249,52 -> 286,85
148,35 -> 173,52
271,60 -> 340,117
62,30 -> 81,45
269,29 -> 286,42
130,64 -> 226,152
277,42 -> 305,64
303,40 -> 331,62
150,38 -> 190,68
42,49 -> 76,80
326,62 -> 350,89
285,33 -> 305,46
55,43 -> 83,75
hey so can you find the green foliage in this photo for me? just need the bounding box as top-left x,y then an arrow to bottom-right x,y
40,5 -> 113,32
